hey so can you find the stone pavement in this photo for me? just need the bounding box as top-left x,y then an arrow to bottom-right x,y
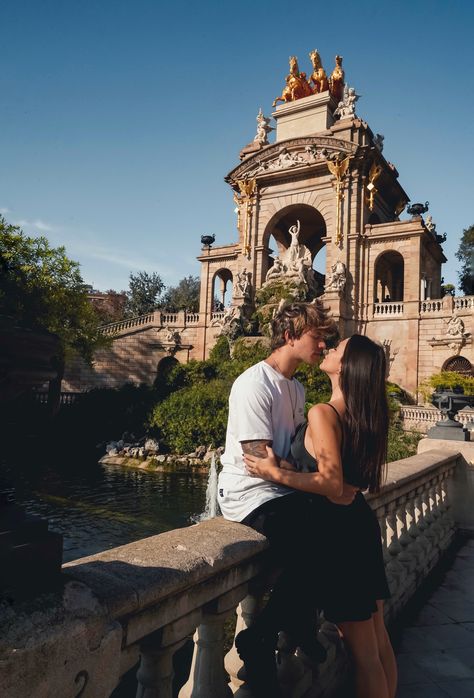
394,537 -> 474,697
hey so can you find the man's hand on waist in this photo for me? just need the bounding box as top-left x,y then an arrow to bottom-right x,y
326,482 -> 359,505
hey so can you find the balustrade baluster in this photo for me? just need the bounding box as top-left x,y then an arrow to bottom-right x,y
385,506 -> 407,602
396,500 -> 417,575
136,610 -> 202,698
180,587 -> 248,698
225,592 -> 265,696
404,492 -> 426,571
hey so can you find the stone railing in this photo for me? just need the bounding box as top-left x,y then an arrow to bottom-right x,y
400,405 -> 474,434
419,299 -> 443,313
101,311 -> 202,336
211,311 -> 226,322
373,302 -> 404,316
33,391 -> 81,407
0,451 -> 465,698
454,295 -> 474,311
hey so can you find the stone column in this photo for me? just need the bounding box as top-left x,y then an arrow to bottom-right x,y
180,586 -> 247,698
136,610 -> 201,698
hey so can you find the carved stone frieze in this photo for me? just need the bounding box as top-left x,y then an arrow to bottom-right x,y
227,136 -> 358,184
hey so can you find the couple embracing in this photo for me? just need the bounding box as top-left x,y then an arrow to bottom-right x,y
218,300 -> 397,698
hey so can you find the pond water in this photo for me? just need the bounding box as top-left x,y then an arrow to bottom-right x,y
2,460 -> 208,562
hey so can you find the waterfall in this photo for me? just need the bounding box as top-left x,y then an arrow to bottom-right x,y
193,453 -> 220,522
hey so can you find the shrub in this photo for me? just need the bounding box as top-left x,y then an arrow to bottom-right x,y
294,363 -> 332,410
419,371 -> 474,401
54,382 -> 157,447
387,422 -> 422,462
149,379 -> 229,453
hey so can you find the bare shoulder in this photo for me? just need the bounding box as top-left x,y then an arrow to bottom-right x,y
307,404 -> 343,432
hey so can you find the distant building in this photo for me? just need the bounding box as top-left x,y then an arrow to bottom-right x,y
63,56 -> 472,398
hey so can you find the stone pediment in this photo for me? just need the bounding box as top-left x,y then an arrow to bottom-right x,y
226,135 -> 359,184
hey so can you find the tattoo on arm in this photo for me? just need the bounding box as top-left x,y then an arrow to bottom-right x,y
241,440 -> 271,458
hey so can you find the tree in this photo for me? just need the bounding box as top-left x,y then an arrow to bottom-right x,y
0,216 -> 107,363
455,224 -> 474,295
124,271 -> 165,317
90,289 -> 127,324
161,275 -> 200,312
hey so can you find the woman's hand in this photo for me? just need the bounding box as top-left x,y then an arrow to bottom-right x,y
243,446 -> 280,481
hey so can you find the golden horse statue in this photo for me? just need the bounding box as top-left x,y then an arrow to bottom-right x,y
329,55 -> 345,102
308,49 -> 329,94
272,56 -> 313,107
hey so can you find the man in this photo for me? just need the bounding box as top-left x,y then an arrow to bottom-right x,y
218,301 -> 354,696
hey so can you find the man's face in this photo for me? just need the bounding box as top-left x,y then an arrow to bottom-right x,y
292,329 -> 327,365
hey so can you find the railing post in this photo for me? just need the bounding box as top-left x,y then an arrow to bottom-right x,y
136,610 -> 202,698
225,592 -> 264,696
385,506 -> 407,604
180,587 -> 247,698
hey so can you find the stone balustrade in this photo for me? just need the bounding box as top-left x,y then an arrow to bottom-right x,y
454,295 -> 474,311
101,311 -> 202,336
0,450 -> 466,698
400,405 -> 474,434
373,302 -> 404,316
419,299 -> 443,313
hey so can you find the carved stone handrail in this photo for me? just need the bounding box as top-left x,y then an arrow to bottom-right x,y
101,311 -> 202,336
374,302 -> 404,316
0,451 -> 465,698
419,300 -> 443,313
401,405 -> 474,433
454,295 -> 474,311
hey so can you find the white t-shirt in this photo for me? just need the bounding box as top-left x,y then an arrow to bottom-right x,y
218,361 -> 306,522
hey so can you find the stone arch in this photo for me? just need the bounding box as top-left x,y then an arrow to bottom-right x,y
156,355 -> 179,383
212,268 -> 233,309
442,355 -> 473,376
373,250 -> 404,302
262,203 -> 327,260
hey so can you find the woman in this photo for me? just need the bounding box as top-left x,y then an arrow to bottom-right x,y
243,334 -> 397,698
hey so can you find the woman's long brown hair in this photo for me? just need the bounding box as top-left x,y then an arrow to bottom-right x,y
340,334 -> 389,492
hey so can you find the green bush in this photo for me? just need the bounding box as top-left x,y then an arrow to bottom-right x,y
419,371 -> 474,401
387,422 -> 422,462
294,363 -> 332,410
149,379 -> 229,453
54,382 -> 157,446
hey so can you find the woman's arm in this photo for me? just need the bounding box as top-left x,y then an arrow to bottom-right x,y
243,404 -> 344,498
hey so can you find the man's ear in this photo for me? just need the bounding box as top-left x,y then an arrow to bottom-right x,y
284,329 -> 294,346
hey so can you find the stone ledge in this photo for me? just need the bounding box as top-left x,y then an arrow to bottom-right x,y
63,518 -> 267,619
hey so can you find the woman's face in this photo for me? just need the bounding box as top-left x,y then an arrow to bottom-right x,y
319,337 -> 350,376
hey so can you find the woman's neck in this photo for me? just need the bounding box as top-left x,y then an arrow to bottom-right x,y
329,374 -> 345,406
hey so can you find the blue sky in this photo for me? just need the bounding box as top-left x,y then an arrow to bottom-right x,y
1,0 -> 473,291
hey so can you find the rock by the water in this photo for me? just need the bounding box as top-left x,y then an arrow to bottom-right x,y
144,438 -> 160,454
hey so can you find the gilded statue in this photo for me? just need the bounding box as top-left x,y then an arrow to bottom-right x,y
308,49 -> 329,94
273,56 -> 313,107
329,55 -> 345,102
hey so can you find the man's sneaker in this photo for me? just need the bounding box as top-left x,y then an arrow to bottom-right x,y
235,627 -> 282,698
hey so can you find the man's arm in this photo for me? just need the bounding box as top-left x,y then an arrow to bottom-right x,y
241,440 -> 276,459
241,440 -> 299,470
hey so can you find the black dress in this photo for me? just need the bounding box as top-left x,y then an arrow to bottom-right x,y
291,410 -> 390,623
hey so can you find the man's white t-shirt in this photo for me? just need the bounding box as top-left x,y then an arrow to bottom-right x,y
218,361 -> 306,522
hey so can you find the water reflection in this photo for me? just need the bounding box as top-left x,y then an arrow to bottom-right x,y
4,462 -> 208,562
